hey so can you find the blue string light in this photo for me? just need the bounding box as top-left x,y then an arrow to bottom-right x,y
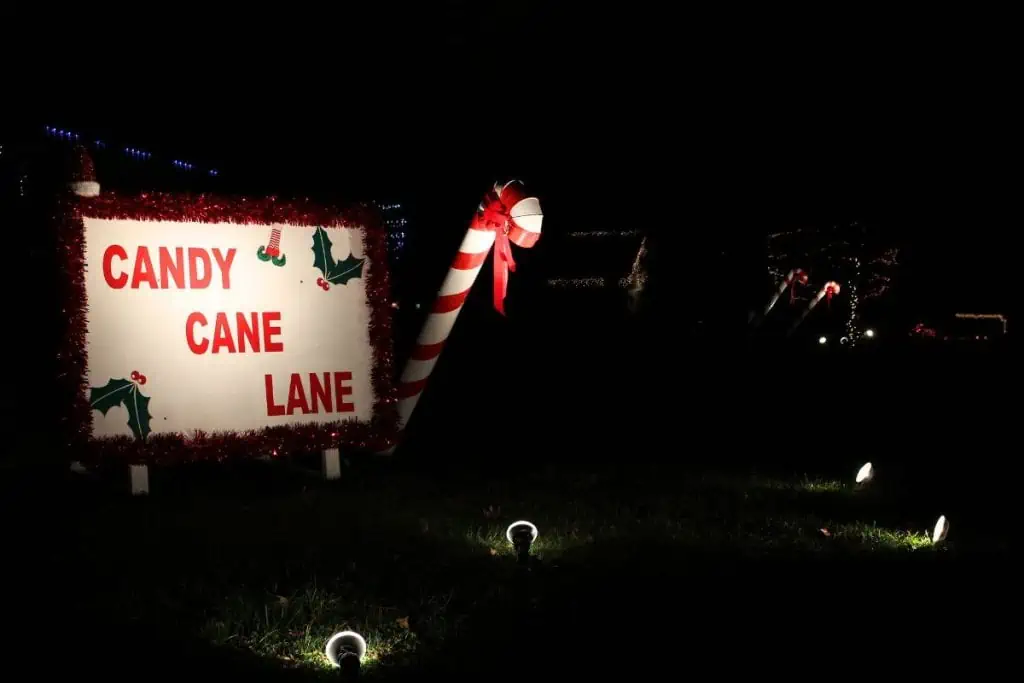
45,124 -> 219,176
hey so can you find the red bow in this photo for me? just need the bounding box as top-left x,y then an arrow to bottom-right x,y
476,194 -> 517,315
825,285 -> 837,308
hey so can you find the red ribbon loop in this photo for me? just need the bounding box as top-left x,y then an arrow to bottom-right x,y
475,195 -> 518,315
473,183 -> 542,315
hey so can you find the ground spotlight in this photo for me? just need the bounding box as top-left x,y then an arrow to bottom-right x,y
818,336 -> 828,345
865,328 -> 876,338
326,630 -> 367,677
932,515 -> 949,544
506,520 -> 538,565
855,462 -> 874,485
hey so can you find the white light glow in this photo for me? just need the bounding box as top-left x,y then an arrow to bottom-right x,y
932,515 -> 949,544
325,631 -> 367,666
505,520 -> 539,545
865,328 -> 875,338
855,462 -> 874,484
818,336 -> 828,345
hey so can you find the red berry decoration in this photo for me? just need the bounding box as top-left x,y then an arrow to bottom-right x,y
138,374 -> 147,385
130,370 -> 140,381
316,277 -> 324,287
321,281 -> 330,291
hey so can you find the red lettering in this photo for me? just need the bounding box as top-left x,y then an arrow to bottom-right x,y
159,247 -> 185,289
236,313 -> 260,353
211,313 -> 236,353
186,312 -> 209,354
264,375 -> 285,416
309,372 -> 332,413
263,312 -> 283,352
212,248 -> 237,289
334,371 -> 354,413
188,248 -> 212,288
286,373 -> 310,414
103,245 -> 128,289
131,247 -> 158,289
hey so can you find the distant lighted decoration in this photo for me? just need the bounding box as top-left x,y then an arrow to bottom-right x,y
932,515 -> 949,544
567,229 -> 641,238
46,124 -> 221,176
910,322 -> 937,338
855,462 -> 874,484
506,520 -> 539,565
864,328 -> 875,338
326,630 -> 367,676
391,181 -> 542,439
548,277 -> 607,288
818,336 -> 828,345
760,268 -> 809,321
790,281 -> 841,335
955,313 -> 1008,335
625,236 -> 649,312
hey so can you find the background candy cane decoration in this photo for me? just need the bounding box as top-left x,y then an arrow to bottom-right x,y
762,268 -> 808,319
394,181 -> 542,434
789,280 -> 841,335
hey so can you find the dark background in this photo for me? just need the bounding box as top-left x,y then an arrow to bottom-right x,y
2,4 -> 1013,484
0,9 -> 1018,677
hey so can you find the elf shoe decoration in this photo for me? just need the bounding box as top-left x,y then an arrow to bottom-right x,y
257,228 -> 287,267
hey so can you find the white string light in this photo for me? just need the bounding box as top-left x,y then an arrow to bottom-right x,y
547,277 -> 610,288
567,230 -> 641,238
954,313 -> 1008,334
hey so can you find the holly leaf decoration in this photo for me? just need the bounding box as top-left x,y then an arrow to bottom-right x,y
89,378 -> 153,442
311,226 -> 365,285
89,378 -> 133,415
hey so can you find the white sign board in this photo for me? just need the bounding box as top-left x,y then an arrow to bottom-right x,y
82,217 -> 376,441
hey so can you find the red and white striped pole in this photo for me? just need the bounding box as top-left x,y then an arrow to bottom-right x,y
763,268 -> 808,318
789,280 -> 841,335
394,181 -> 542,435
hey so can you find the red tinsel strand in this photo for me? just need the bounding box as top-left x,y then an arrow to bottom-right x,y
56,194 -> 94,450
61,193 -> 400,465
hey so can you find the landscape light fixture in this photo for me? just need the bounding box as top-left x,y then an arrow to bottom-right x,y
932,515 -> 949,544
855,462 -> 874,485
506,520 -> 539,565
818,336 -> 828,345
326,630 -> 367,678
865,328 -> 876,338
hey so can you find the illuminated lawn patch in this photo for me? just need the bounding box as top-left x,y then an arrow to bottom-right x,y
65,462 -> 966,677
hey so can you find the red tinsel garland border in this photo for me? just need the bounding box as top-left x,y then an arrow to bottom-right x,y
58,192 -> 399,464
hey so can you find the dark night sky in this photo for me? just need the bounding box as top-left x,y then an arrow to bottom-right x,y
9,3 -> 1012,316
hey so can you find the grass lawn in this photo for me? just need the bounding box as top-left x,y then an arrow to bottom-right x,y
9,456 -> 1009,680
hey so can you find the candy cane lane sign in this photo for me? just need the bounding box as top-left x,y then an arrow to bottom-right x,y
79,197 -> 386,443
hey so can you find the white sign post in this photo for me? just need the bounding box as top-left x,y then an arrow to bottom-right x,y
129,464 -> 150,495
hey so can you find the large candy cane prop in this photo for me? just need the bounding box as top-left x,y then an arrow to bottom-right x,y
395,181 -> 542,432
763,268 -> 808,318
789,280 -> 841,335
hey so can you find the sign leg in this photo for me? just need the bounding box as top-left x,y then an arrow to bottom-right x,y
322,448 -> 341,480
130,464 -> 150,495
